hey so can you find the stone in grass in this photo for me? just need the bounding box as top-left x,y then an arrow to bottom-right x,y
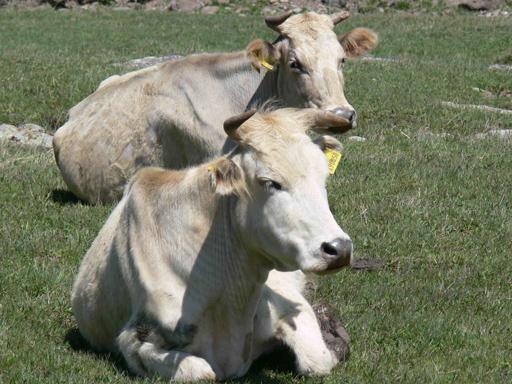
475,129 -> 512,139
0,123 -> 53,148
169,0 -> 203,12
417,131 -> 454,140
201,5 -> 219,14
445,0 -> 505,11
348,136 -> 367,142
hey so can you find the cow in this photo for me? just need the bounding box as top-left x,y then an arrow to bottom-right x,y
71,108 -> 354,381
53,11 -> 378,204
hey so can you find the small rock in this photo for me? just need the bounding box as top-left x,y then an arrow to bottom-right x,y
0,123 -> 53,148
361,55 -> 400,63
64,0 -> 79,8
417,131 -> 453,140
201,5 -> 219,14
475,129 -> 512,139
0,124 -> 19,138
489,64 -> 512,71
445,0 -> 504,11
471,86 -> 495,98
262,5 -> 275,15
169,0 -> 203,12
348,136 -> 366,142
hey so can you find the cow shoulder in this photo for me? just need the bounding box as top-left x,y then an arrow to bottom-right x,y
132,167 -> 185,196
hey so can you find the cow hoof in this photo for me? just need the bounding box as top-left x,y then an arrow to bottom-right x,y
312,302 -> 350,362
180,355 -> 216,381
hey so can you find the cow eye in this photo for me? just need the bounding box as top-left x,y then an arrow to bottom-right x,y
259,178 -> 282,191
289,59 -> 306,73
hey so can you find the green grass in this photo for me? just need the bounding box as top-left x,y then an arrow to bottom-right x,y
1,9 -> 511,384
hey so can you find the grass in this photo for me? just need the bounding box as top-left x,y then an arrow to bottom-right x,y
1,9 -> 511,384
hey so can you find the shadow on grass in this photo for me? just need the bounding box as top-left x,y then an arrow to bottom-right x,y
65,327 -> 297,383
50,189 -> 85,206
64,328 -> 134,378
240,345 -> 297,383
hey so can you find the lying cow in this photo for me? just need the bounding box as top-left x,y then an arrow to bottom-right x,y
53,11 -> 378,204
71,108 -> 353,381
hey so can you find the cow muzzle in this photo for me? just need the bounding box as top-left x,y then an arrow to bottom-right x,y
330,107 -> 357,127
318,237 -> 352,273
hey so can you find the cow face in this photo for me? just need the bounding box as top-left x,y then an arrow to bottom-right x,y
246,11 -> 378,130
222,109 -> 352,274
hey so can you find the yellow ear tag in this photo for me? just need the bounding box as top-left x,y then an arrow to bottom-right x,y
260,59 -> 274,71
324,148 -> 342,175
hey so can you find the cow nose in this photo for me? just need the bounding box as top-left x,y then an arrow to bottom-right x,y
330,108 -> 357,123
321,238 -> 352,270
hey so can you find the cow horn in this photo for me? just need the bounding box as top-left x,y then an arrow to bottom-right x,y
331,11 -> 350,26
224,110 -> 257,139
265,11 -> 293,32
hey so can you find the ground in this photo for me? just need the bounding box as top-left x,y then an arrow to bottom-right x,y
0,9 -> 511,383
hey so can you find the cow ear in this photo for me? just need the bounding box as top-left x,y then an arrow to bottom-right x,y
246,39 -> 280,73
208,158 -> 245,196
313,135 -> 344,153
338,28 -> 378,58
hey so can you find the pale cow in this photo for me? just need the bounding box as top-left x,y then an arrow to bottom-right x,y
53,11 -> 377,204
71,108 -> 353,381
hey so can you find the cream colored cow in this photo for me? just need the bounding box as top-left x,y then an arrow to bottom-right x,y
53,11 -> 377,204
72,108 -> 353,381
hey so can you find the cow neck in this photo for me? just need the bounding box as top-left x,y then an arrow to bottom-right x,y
245,69 -> 280,111
208,194 -> 270,314
212,52 -> 279,112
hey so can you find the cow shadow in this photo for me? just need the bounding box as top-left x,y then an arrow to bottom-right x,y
240,345 -> 297,383
50,189 -> 85,205
64,327 -> 135,378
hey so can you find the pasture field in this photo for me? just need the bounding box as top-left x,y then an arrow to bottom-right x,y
1,9 -> 511,383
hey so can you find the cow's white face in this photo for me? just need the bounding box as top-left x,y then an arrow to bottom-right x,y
246,12 -> 378,131
225,109 -> 352,274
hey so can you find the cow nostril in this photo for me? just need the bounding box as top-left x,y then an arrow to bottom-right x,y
321,241 -> 339,256
330,108 -> 356,122
321,238 -> 352,257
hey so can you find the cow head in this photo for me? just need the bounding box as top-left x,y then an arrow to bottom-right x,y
246,11 -> 378,130
214,109 -> 352,274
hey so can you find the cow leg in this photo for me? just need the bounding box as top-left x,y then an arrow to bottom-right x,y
116,325 -> 216,382
254,276 -> 337,376
273,301 -> 337,376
